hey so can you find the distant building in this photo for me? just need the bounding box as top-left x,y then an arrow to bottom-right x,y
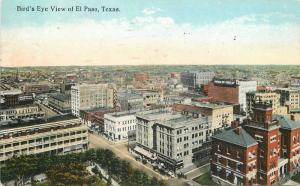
23,83 -> 50,94
48,93 -> 71,113
104,111 -> 137,141
0,90 -> 34,109
141,90 -> 161,108
117,90 -> 144,111
211,101 -> 300,185
60,81 -> 75,94
208,78 -> 257,112
290,76 -> 300,88
0,117 -> 88,163
135,108 -> 212,171
134,73 -> 148,81
246,91 -> 287,116
173,102 -> 233,133
80,107 -> 115,133
180,71 -> 215,90
276,88 -> 300,113
71,84 -> 116,117
0,105 -> 45,125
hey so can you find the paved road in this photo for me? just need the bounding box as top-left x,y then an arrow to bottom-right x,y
36,102 -> 59,118
185,164 -> 210,180
89,133 -> 169,180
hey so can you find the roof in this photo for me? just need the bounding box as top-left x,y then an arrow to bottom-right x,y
49,93 -> 71,101
212,127 -> 258,148
273,115 -> 300,130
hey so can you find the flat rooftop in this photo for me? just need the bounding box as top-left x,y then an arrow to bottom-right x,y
0,114 -> 77,130
192,102 -> 232,109
136,108 -> 182,121
49,93 -> 71,101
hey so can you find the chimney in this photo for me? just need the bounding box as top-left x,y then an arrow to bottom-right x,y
231,118 -> 240,128
234,127 -> 242,135
291,115 -> 295,121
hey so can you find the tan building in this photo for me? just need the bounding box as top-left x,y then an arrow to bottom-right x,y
0,117 -> 88,163
173,102 -> 233,133
71,84 -> 116,117
276,88 -> 300,112
246,91 -> 288,116
0,105 -> 45,124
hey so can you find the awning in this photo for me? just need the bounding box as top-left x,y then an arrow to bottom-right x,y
134,146 -> 157,160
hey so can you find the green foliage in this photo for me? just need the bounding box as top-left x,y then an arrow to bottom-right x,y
1,148 -> 167,186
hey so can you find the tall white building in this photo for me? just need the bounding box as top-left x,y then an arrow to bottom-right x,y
71,84 -> 115,117
238,80 -> 257,111
104,111 -> 137,141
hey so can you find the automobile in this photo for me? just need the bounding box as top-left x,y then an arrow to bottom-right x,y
168,171 -> 175,178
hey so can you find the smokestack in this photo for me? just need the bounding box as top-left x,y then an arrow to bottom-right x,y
231,118 -> 240,128
234,127 -> 242,135
291,115 -> 295,121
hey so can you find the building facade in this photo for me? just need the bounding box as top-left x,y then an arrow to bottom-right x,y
71,84 -> 116,117
104,111 -> 137,141
208,79 -> 257,112
48,93 -> 71,113
0,105 -> 45,125
211,101 -> 300,186
276,88 -> 300,112
135,108 -> 212,171
246,91 -> 287,116
173,102 -> 233,133
180,71 -> 215,90
0,118 -> 88,163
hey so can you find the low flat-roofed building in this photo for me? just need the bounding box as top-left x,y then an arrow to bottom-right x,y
0,105 -> 45,125
80,107 -> 115,133
104,110 -> 138,141
48,93 -> 71,113
0,115 -> 88,163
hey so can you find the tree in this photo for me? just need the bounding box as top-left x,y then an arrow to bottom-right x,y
46,163 -> 90,186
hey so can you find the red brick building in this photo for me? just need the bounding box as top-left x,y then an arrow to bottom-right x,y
211,101 -> 300,186
80,108 -> 116,133
208,80 -> 239,104
134,73 -> 148,81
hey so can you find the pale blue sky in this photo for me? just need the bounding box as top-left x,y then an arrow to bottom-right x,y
1,0 -> 300,66
2,0 -> 300,27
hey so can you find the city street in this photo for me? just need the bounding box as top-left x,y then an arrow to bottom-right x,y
36,102 -> 60,118
88,133 -> 169,180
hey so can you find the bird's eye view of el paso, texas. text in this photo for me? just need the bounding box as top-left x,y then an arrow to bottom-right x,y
1,0 -> 300,186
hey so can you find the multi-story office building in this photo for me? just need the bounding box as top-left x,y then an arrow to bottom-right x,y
71,84 -> 116,117
117,90 -> 144,111
211,101 -> 300,186
180,71 -> 215,90
276,88 -> 300,112
104,111 -> 137,141
0,89 -> 34,109
135,108 -> 212,171
208,78 -> 257,112
246,91 -> 287,116
173,102 -> 233,133
0,117 -> 88,163
0,105 -> 45,125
